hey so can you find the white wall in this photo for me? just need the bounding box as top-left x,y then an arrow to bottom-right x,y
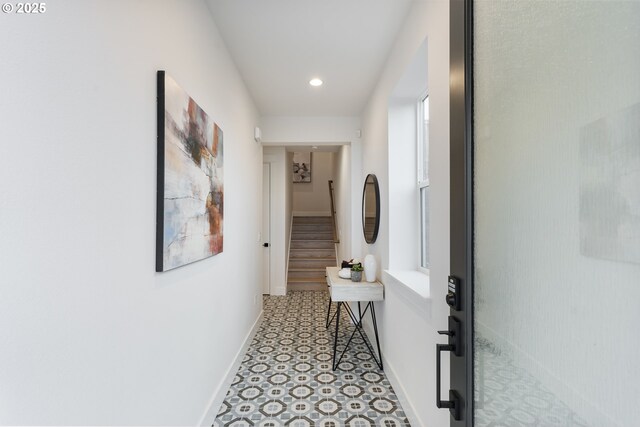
387,98 -> 420,270
349,140 -> 364,261
332,145 -> 352,263
357,2 -> 450,426
285,151 -> 294,285
260,115 -> 362,263
474,2 -> 640,425
260,116 -> 360,144
292,152 -> 334,216
387,38 -> 428,271
0,1 -> 263,425
263,147 -> 292,296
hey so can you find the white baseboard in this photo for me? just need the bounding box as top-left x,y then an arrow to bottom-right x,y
292,211 -> 331,217
272,286 -> 286,296
358,319 -> 421,427
197,311 -> 263,427
381,353 -> 422,427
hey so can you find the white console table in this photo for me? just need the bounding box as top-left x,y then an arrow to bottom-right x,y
325,266 -> 384,370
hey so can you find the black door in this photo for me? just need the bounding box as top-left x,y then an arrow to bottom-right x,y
445,0 -> 640,426
445,0 -> 473,425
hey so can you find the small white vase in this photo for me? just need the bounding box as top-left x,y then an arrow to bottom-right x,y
364,254 -> 377,282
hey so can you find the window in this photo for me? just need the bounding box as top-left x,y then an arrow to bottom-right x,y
418,95 -> 429,269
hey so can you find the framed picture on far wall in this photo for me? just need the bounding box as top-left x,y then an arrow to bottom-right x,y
292,152 -> 312,183
156,70 -> 224,272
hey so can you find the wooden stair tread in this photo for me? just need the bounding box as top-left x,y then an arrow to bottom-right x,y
290,255 -> 335,260
290,237 -> 333,240
290,255 -> 335,259
287,283 -> 328,292
290,242 -> 335,248
289,249 -> 334,252
287,216 -> 336,292
292,216 -> 332,220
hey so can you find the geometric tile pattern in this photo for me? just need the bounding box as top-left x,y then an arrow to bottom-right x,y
474,335 -> 590,427
212,291 -> 410,427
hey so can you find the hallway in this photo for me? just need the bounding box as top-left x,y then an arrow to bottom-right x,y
208,291 -> 410,427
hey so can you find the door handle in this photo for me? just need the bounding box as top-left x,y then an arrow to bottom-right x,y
436,343 -> 462,420
439,316 -> 462,357
436,316 -> 462,420
263,243 -> 269,247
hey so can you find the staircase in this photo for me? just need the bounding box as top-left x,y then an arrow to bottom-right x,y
287,216 -> 336,292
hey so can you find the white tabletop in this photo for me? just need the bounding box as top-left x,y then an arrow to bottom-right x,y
326,267 -> 384,302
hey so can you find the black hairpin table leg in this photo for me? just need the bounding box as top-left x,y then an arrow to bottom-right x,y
332,301 -> 383,371
326,296 -> 334,328
332,302 -> 342,371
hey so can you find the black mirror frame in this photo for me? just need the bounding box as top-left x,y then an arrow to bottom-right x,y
362,173 -> 380,244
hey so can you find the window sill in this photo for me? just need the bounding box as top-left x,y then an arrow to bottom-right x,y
382,270 -> 432,317
384,269 -> 430,298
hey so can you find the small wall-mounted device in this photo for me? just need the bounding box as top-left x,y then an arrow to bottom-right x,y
254,126 -> 262,144
446,275 -> 461,311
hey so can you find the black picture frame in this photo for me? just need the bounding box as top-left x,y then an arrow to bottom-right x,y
156,70 -> 166,272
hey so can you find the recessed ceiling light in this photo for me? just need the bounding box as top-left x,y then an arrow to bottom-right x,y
309,78 -> 323,87
312,146 -> 318,149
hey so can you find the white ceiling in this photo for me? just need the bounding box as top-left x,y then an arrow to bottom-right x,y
206,0 -> 414,116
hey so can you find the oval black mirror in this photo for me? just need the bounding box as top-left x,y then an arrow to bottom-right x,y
362,174 -> 380,244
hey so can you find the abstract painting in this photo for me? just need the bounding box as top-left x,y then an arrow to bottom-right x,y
292,152 -> 312,183
156,71 -> 224,272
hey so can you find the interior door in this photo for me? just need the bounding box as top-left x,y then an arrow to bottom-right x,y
448,0 -> 640,426
262,163 -> 271,294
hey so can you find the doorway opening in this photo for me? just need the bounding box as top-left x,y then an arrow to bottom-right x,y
261,144 -> 351,295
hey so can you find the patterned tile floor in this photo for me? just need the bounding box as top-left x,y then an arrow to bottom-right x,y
211,291 -> 410,427
474,336 -> 589,427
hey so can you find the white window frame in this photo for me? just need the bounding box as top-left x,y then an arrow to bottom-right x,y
417,92 -> 429,273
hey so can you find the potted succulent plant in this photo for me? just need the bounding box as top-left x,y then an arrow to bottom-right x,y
350,263 -> 363,282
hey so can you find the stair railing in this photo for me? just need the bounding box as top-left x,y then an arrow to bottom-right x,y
328,180 -> 340,244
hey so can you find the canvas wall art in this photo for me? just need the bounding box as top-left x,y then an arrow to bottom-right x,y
292,152 -> 312,183
156,71 -> 224,272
